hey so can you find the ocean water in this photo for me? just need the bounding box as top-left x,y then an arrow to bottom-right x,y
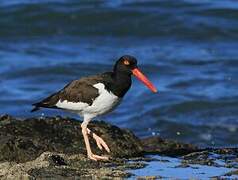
129,155 -> 237,179
1,0 -> 238,147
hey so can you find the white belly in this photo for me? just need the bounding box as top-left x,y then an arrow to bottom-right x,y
56,83 -> 121,118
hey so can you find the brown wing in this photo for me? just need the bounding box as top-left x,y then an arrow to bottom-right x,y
31,74 -> 105,112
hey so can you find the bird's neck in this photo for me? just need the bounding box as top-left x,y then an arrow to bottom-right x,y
110,71 -> 132,97
114,71 -> 132,85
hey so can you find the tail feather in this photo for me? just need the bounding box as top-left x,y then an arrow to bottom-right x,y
31,92 -> 60,112
31,103 -> 41,112
31,106 -> 40,112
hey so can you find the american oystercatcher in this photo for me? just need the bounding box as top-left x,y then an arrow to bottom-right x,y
31,55 -> 157,161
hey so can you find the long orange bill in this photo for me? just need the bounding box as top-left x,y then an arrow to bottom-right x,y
132,68 -> 157,93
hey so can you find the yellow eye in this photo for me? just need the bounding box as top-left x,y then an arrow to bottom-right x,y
123,60 -> 130,65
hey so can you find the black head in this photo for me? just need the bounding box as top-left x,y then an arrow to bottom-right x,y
113,55 -> 138,75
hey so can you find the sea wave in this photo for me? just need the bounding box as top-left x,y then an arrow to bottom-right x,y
0,0 -> 238,40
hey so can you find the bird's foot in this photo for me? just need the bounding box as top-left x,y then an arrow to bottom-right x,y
88,153 -> 109,161
92,133 -> 110,153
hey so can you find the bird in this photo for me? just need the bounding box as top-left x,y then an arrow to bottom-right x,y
31,55 -> 157,161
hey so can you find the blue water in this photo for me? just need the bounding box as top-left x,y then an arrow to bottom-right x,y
1,0 -> 238,147
129,155 -> 236,179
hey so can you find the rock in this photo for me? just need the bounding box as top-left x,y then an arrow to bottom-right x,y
0,115 -> 147,179
1,114 -> 237,179
0,152 -> 50,179
0,151 -> 144,179
182,151 -> 216,166
181,148 -> 238,168
141,136 -> 198,156
0,115 -> 143,163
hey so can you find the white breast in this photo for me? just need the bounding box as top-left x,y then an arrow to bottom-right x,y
56,83 -> 121,118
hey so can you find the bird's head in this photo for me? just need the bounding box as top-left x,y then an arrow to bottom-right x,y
114,55 -> 157,93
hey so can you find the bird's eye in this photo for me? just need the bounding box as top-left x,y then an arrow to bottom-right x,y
123,60 -> 130,65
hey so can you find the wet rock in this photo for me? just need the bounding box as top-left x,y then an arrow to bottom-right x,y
181,148 -> 238,168
0,115 -> 143,163
1,115 -> 237,179
0,151 -> 144,179
182,151 -> 216,166
0,115 -> 147,179
141,136 -> 198,156
137,176 -> 162,179
0,114 -> 12,125
49,154 -> 67,166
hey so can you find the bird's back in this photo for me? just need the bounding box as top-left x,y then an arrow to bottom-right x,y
31,72 -> 116,112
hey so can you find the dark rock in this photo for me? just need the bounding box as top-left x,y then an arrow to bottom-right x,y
0,114 -> 12,125
0,151 -> 143,179
181,148 -> 238,169
141,136 -> 198,156
0,115 -> 143,163
0,114 -> 12,121
0,115 -> 146,179
182,151 -> 216,166
1,115 -> 237,179
49,154 -> 67,166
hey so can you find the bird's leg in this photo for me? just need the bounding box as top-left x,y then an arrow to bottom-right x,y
81,119 -> 109,161
87,128 -> 110,153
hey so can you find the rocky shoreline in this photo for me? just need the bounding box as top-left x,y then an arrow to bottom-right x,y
0,115 -> 237,179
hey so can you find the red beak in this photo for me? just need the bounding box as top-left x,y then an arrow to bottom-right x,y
132,68 -> 157,93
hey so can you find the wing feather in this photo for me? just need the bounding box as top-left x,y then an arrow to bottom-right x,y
31,75 -> 106,112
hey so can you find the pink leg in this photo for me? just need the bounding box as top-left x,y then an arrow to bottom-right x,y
87,128 -> 110,153
81,119 -> 109,161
